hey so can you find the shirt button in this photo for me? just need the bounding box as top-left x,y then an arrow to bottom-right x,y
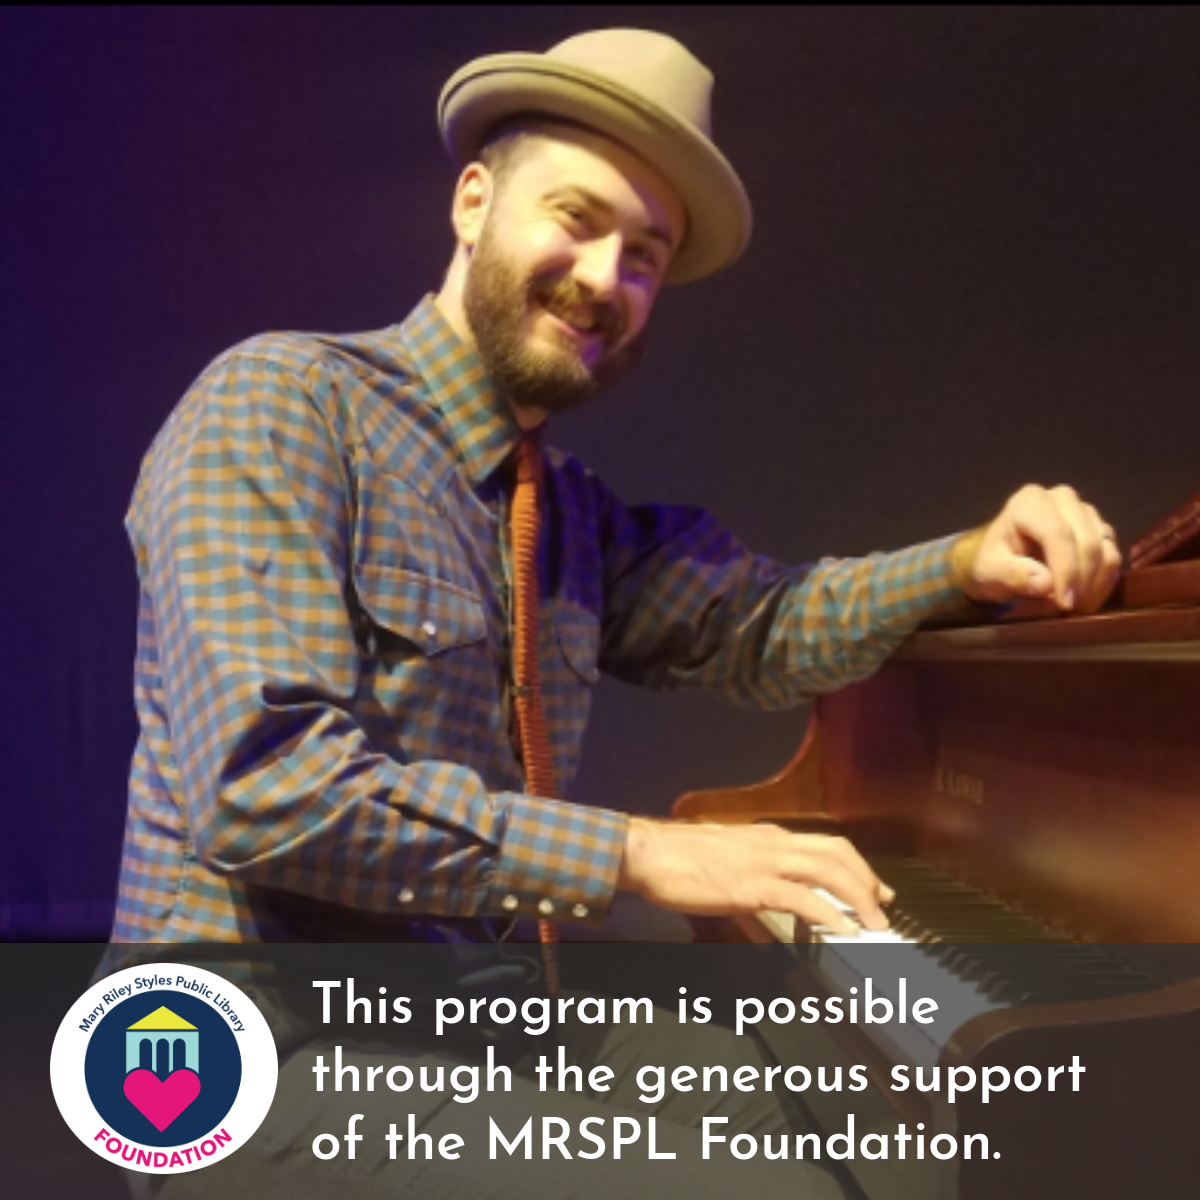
421,621 -> 437,639
397,888 -> 415,904
501,895 -> 519,911
538,898 -> 554,916
571,903 -> 589,920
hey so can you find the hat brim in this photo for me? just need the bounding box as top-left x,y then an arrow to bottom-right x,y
439,54 -> 752,284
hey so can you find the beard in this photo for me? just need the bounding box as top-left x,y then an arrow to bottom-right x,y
462,221 -> 646,416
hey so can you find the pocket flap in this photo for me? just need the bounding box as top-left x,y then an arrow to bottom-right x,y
355,563 -> 486,656
554,605 -> 601,684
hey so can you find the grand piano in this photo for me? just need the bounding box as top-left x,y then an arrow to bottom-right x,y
671,548 -> 1200,1199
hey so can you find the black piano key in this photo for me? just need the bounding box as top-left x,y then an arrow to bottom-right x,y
851,854 -> 1163,1006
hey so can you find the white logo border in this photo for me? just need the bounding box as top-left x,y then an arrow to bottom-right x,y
50,962 -> 278,1175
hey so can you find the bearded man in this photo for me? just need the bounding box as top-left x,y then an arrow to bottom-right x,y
107,27 -> 1124,1200
112,29 -> 1119,952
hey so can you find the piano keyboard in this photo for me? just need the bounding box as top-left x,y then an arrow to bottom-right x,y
759,855 -> 1163,1070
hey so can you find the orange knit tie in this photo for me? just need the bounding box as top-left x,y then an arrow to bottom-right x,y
509,434 -> 560,993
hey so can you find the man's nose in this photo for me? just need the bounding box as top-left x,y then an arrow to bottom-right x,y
571,233 -> 623,301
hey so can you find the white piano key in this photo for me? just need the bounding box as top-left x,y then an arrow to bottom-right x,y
759,889 -> 1006,1070
757,909 -> 796,943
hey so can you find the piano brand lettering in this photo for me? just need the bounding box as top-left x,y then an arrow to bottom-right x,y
935,767 -> 985,804
735,978 -> 936,1036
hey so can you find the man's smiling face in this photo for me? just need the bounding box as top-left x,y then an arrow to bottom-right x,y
459,122 -> 687,417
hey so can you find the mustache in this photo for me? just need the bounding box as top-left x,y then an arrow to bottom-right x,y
529,275 -> 625,345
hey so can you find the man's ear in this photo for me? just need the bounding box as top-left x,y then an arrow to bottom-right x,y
451,163 -> 494,250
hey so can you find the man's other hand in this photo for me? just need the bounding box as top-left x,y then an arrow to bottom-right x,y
952,484 -> 1122,613
617,818 -> 893,934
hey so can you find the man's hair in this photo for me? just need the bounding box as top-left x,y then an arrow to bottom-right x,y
478,115 -> 593,190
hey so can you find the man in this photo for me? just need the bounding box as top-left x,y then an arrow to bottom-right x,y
108,28 -> 1123,1200
112,28 -> 1119,947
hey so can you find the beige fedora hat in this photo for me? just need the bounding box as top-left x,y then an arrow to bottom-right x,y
438,28 -> 752,284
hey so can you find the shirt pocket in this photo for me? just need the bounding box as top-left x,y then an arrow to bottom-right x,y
545,603 -> 600,794
554,603 -> 601,685
353,466 -> 478,598
350,562 -> 498,763
354,562 -> 486,655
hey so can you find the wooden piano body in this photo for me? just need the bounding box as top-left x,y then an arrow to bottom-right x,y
672,559 -> 1200,1200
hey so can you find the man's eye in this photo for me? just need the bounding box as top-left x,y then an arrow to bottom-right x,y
627,245 -> 662,276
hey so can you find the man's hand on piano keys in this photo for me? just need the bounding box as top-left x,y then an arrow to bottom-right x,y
952,484 -> 1122,614
616,818 -> 894,934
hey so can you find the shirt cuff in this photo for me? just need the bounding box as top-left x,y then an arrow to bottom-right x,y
484,793 -> 629,926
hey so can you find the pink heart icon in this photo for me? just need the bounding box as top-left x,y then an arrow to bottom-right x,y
123,1068 -> 202,1132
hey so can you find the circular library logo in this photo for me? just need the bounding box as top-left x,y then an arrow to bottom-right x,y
50,963 -> 277,1174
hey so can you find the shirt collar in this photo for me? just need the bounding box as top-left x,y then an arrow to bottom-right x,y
396,295 -> 524,487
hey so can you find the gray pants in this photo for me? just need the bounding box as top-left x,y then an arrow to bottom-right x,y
129,1002 -> 846,1200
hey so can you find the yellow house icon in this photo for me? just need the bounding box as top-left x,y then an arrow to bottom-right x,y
125,1006 -> 199,1078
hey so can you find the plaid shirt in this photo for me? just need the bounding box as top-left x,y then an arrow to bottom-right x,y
111,296 -> 968,943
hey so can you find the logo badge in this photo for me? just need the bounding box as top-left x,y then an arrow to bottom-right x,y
51,963 -> 278,1174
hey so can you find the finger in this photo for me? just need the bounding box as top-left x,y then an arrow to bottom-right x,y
1011,486 -> 1081,608
1051,487 -> 1106,606
799,834 -> 893,910
975,500 -> 1054,600
832,837 -> 895,905
1099,520 -> 1122,589
761,879 -> 860,936
1076,509 -> 1122,614
782,851 -> 890,930
721,825 -> 895,916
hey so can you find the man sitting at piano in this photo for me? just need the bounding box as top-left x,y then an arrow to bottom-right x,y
111,28 -> 1122,950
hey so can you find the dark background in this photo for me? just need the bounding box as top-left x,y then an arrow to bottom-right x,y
2,7 -> 1198,939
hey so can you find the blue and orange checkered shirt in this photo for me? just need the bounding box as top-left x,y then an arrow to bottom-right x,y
111,296 -> 968,943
